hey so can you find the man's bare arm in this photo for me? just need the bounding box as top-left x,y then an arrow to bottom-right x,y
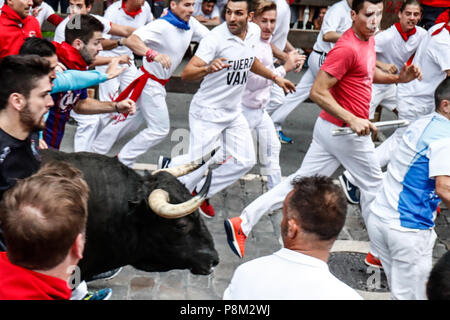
310,70 -> 377,136
436,175 -> 450,208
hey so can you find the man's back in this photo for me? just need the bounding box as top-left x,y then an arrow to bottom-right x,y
224,248 -> 362,300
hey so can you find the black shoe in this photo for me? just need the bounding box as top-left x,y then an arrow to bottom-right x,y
338,174 -> 360,205
297,21 -> 304,29
306,21 -> 313,30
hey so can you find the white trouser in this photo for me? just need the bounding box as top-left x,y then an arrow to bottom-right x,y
242,106 -> 281,189
115,76 -> 169,167
268,51 -> 323,131
71,111 -> 105,152
369,83 -> 398,119
240,117 -> 383,236
89,63 -> 140,155
170,111 -> 256,199
367,213 -> 436,300
72,63 -> 138,152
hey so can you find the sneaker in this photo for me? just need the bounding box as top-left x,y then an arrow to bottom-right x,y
364,252 -> 383,269
192,190 -> 215,218
83,288 -> 112,300
89,267 -> 122,281
278,130 -> 293,144
157,155 -> 171,169
338,174 -> 360,204
224,217 -> 247,258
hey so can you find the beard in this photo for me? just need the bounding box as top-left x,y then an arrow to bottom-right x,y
79,46 -> 94,65
20,103 -> 46,133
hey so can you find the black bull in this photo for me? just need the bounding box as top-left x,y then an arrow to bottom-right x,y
40,149 -> 219,280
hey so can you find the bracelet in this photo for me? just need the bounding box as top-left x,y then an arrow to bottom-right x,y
117,38 -> 122,47
271,74 -> 277,82
145,48 -> 159,62
114,102 -> 119,113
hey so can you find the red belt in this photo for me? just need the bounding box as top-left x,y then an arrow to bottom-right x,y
114,66 -> 170,120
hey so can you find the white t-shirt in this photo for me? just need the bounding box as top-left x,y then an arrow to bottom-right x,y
313,0 -> 352,54
372,24 -> 427,92
133,17 -> 209,81
369,113 -> 450,231
193,0 -> 220,19
99,0 -> 153,58
397,23 -> 450,111
30,2 -> 55,26
223,248 -> 363,300
190,22 -> 260,123
270,0 -> 290,52
53,14 -> 112,43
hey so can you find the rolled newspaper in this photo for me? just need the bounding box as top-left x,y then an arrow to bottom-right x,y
332,119 -> 410,136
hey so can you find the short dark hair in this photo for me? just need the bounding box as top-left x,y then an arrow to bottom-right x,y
84,0 -> 94,7
288,175 -> 347,241
435,77 -> 450,111
427,251 -> 450,300
0,55 -> 51,111
65,14 -> 104,45
352,0 -> 383,13
0,161 -> 89,270
203,0 -> 217,3
19,37 -> 56,58
400,0 -> 422,12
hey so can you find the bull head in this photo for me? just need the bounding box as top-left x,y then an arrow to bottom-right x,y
147,147 -> 218,219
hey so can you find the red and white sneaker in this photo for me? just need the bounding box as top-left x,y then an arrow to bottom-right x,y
224,217 -> 247,258
364,252 -> 383,269
192,191 -> 215,218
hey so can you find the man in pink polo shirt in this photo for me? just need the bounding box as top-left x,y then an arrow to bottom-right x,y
225,0 -> 422,260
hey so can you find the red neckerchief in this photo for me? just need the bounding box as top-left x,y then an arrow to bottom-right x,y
432,9 -> 450,36
121,0 -> 142,18
51,41 -> 88,71
394,22 -> 417,41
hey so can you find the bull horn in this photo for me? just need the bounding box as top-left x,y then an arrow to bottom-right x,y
152,146 -> 219,178
149,169 -> 213,219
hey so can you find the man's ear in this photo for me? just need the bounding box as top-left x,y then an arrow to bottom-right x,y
71,38 -> 84,51
287,218 -> 299,239
441,99 -> 450,115
72,233 -> 85,260
248,11 -> 254,21
8,93 -> 26,112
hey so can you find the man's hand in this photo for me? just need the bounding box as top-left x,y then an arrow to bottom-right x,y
398,63 -> 422,83
274,77 -> 296,94
55,62 -> 67,73
118,54 -> 132,66
154,53 -> 171,69
38,139 -> 48,150
32,7 -> 42,17
348,116 -> 377,136
206,57 -> 231,74
283,50 -> 306,73
116,99 -> 136,115
377,61 -> 398,74
106,57 -> 126,79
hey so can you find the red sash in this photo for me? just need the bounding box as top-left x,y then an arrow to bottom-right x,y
113,66 -> 170,121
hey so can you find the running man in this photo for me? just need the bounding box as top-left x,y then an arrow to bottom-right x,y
225,0 -> 421,259
164,0 -> 296,218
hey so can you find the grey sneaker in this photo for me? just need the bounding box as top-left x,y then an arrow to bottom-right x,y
90,267 -> 122,281
157,155 -> 171,169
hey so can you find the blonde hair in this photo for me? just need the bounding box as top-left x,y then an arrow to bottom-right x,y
253,0 -> 276,18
